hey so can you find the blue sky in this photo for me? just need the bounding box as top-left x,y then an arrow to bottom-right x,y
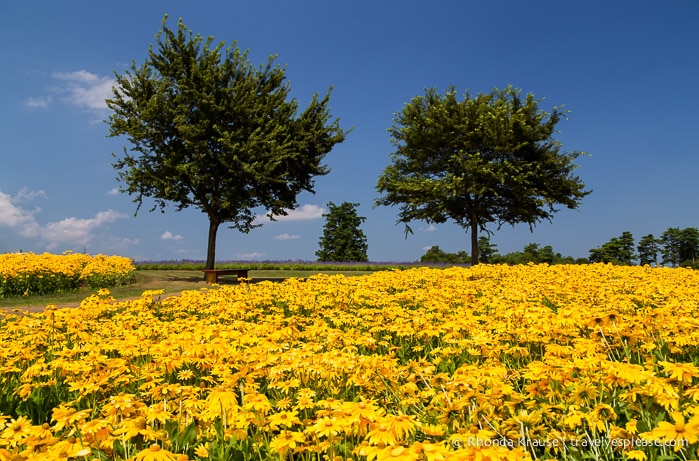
1,1 -> 697,262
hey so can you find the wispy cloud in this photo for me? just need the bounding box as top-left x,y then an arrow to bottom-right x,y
274,233 -> 301,240
42,210 -> 127,249
161,231 -> 183,241
107,188 -> 119,196
25,70 -> 115,112
255,204 -> 325,224
420,224 -> 437,232
235,251 -> 266,260
52,70 -> 115,110
25,96 -> 53,108
0,188 -> 127,250
0,190 -> 41,234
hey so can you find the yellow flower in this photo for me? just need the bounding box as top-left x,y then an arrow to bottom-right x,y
132,444 -> 177,461
375,445 -> 419,461
269,430 -> 305,454
113,416 -> 160,441
626,450 -> 647,460
1,416 -> 32,447
268,410 -> 301,430
48,435 -> 91,458
366,421 -> 398,446
311,417 -> 346,439
645,411 -> 699,449
51,404 -> 91,432
661,361 -> 699,386
193,444 -> 209,458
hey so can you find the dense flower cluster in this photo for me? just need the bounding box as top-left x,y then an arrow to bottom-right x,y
0,252 -> 136,297
2,264 -> 699,461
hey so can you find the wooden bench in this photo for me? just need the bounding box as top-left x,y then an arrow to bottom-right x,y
202,269 -> 249,284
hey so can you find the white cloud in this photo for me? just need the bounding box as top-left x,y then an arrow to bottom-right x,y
161,231 -> 183,241
106,236 -> 141,253
235,251 -> 266,260
0,190 -> 41,234
50,70 -> 115,111
274,233 -> 301,240
14,187 -> 48,203
1,189 -> 130,251
41,209 -> 126,247
25,96 -> 53,108
420,224 -> 437,232
107,188 -> 119,196
255,204 -> 326,224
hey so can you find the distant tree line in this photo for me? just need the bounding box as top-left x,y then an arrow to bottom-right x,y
589,228 -> 698,268
420,237 -> 586,265
419,227 -> 699,268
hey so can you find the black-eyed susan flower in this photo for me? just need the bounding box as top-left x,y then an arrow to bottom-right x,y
643,411 -> 699,449
269,430 -> 305,455
0,416 -> 32,447
660,361 -> 699,386
267,410 -> 301,430
132,443 -> 177,461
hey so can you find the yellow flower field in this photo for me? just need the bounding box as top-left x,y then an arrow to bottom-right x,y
0,253 -> 135,297
2,263 -> 699,460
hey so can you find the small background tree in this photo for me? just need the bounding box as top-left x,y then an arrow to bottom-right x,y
660,227 -> 699,267
316,202 -> 369,262
477,236 -> 499,263
588,231 -> 636,265
637,234 -> 661,266
419,246 -> 469,264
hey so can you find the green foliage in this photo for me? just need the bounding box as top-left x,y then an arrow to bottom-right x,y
418,240 -> 583,266
134,261 -> 415,271
661,227 -> 699,268
589,231 -> 636,265
491,242 -> 582,265
477,236 -> 499,263
0,271 -> 81,298
375,85 -> 589,265
590,228 -> 699,268
637,234 -> 661,266
419,246 -> 469,264
316,202 -> 369,262
106,16 -> 349,269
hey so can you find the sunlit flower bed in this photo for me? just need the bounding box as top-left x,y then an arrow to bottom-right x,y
2,264 -> 699,461
0,253 -> 136,297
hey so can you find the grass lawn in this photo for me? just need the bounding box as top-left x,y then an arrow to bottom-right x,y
0,269 -> 374,310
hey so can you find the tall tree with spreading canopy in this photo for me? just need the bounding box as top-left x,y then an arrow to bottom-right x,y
106,16 -> 348,269
375,86 -> 590,264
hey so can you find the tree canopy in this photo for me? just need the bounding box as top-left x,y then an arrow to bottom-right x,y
588,231 -> 636,265
588,228 -> 699,268
106,16 -> 348,269
419,246 -> 469,264
375,85 -> 590,264
316,202 -> 368,262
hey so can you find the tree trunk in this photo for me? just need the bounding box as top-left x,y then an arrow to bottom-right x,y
470,212 -> 479,265
205,218 -> 220,271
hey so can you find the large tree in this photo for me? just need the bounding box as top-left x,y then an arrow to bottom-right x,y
375,86 -> 589,264
316,202 -> 369,262
106,16 -> 348,269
